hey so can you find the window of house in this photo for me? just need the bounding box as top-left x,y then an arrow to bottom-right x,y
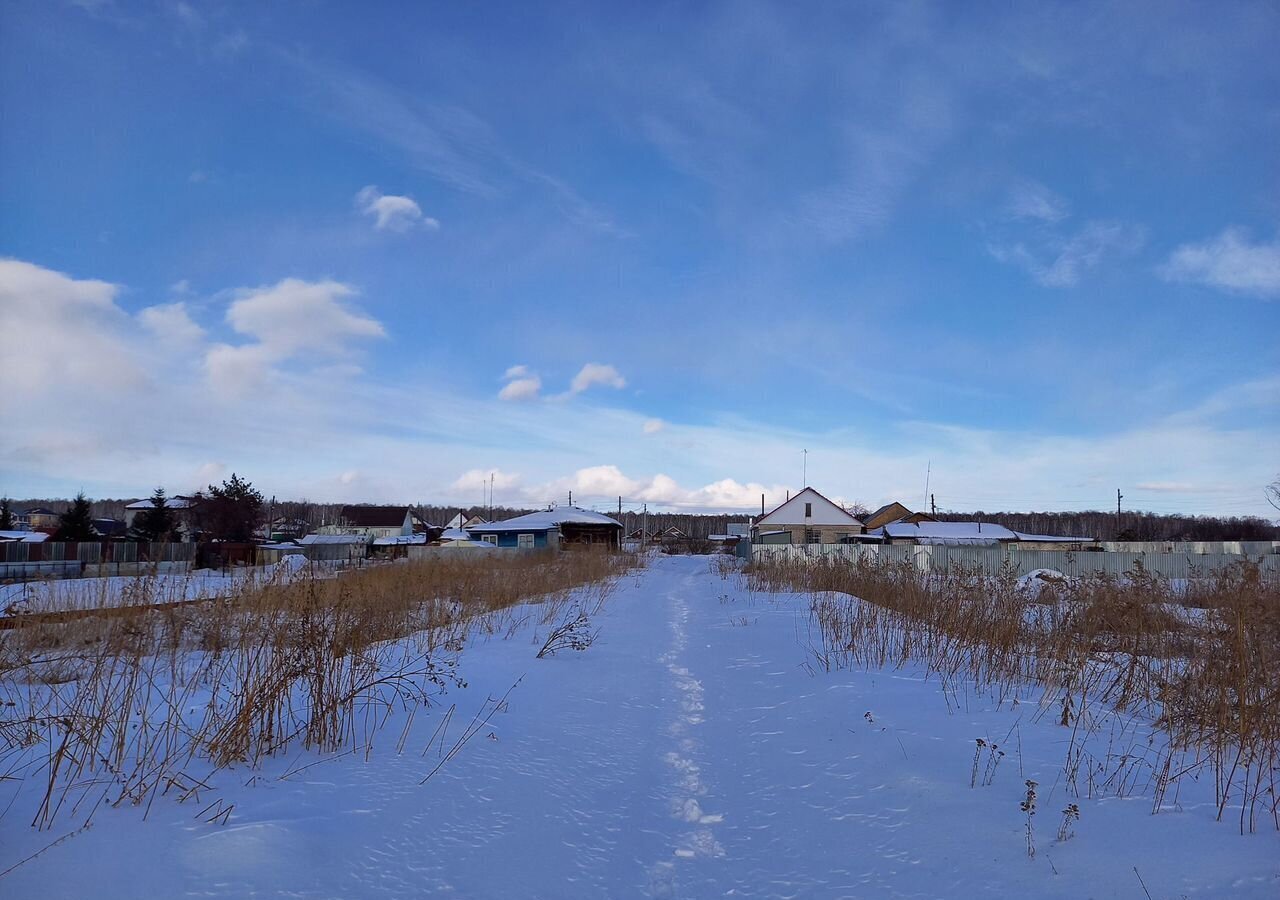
804,502 -> 812,517
517,533 -> 535,549
481,535 -> 497,545
805,528 -> 820,544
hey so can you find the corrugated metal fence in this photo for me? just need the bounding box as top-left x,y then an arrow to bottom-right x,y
752,543 -> 1280,579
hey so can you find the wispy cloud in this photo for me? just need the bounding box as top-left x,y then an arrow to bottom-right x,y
990,220 -> 1145,287
1159,227 -> 1280,298
1006,180 -> 1068,223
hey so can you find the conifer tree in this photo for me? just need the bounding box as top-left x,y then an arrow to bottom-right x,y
196,473 -> 264,542
0,498 -> 13,531
53,492 -> 95,541
130,487 -> 176,542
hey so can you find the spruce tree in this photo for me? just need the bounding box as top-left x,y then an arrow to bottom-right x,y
198,474 -> 264,542
0,498 -> 13,531
130,487 -> 176,542
53,492 -> 95,541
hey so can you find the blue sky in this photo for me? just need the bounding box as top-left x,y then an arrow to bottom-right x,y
1,1 -> 1277,516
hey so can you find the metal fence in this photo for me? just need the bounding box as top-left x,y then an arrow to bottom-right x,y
1098,541 -> 1278,556
751,543 -> 1280,580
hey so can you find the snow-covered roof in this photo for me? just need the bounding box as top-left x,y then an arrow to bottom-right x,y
439,527 -> 469,541
298,533 -> 368,545
467,506 -> 622,533
707,534 -> 741,541
0,530 -> 49,543
125,496 -> 196,510
446,513 -> 466,530
372,534 -> 429,546
874,521 -> 1018,543
1012,531 -> 1095,543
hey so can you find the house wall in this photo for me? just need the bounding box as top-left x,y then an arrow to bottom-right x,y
475,530 -> 552,549
756,525 -> 859,545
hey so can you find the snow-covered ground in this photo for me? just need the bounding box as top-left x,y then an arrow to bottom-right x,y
2,556 -> 1275,898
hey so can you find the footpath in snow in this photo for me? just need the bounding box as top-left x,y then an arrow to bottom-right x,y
2,555 -> 1276,898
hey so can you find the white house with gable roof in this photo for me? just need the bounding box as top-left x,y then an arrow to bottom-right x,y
751,487 -> 864,545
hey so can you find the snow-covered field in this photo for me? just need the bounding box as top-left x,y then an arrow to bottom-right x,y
2,556 -> 1275,898
0,556 -> 315,614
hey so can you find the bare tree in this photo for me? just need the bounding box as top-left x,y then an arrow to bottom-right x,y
1267,474 -> 1280,513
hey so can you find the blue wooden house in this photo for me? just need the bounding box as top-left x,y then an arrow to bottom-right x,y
466,506 -> 622,549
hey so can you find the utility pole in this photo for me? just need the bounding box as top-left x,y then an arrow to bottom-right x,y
1116,488 -> 1123,537
618,495 -> 622,516
569,490 -> 573,507
923,460 -> 931,513
642,503 -> 647,551
930,493 -> 936,517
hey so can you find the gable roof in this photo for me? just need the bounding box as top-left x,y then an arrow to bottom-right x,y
467,506 -> 622,533
338,505 -> 411,527
756,487 -> 863,527
862,501 -> 914,530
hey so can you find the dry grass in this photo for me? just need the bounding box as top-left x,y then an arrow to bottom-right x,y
746,554 -> 1280,833
0,550 -> 632,838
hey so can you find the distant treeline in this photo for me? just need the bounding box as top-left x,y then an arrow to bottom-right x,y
10,498 -> 1276,542
934,510 -> 1278,542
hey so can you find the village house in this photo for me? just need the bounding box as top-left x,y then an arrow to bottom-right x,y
23,507 -> 60,532
318,505 -> 415,540
467,506 -> 622,549
751,487 -> 864,545
122,495 -> 200,540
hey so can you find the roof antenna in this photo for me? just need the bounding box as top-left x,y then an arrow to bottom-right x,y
802,448 -> 808,488
923,460 -> 931,513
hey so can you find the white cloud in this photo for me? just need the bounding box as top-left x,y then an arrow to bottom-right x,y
224,278 -> 385,356
504,364 -> 531,379
532,466 -> 790,511
570,362 -> 626,394
990,221 -> 1145,287
355,185 -> 438,233
1160,227 -> 1280,297
498,376 -> 542,401
202,279 -> 384,396
0,258 -> 145,398
138,302 -> 205,345
643,418 -> 666,434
